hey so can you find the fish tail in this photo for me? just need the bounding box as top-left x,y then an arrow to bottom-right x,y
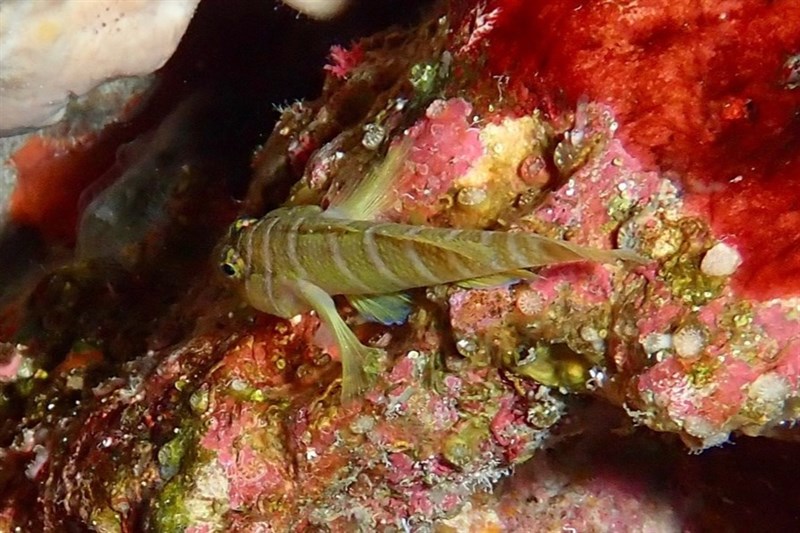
489,231 -> 643,270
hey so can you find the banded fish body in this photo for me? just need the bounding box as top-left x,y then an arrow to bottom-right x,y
218,203 -> 639,400
224,205 -> 635,312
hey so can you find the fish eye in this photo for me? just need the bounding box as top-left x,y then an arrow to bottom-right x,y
221,262 -> 238,277
219,247 -> 244,279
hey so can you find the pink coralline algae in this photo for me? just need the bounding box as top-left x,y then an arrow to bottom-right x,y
181,344 -> 564,529
324,43 -> 365,80
440,101 -> 798,448
0,345 -> 24,381
199,400 -> 293,509
388,98 -> 483,222
450,105 -> 800,448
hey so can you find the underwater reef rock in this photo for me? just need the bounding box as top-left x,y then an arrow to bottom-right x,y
1,0 -> 799,531
445,0 -> 800,448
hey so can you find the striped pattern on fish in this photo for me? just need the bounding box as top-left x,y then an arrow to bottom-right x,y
231,206 -> 627,306
218,203 -> 639,400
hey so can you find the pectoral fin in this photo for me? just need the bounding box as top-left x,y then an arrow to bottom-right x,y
455,269 -> 539,289
292,279 -> 383,401
348,292 -> 413,325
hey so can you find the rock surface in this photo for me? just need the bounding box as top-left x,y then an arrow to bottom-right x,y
1,0 -> 798,531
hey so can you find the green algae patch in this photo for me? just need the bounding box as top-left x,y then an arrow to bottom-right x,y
89,506 -> 122,533
152,452 -> 229,533
443,419 -> 491,469
158,430 -> 191,481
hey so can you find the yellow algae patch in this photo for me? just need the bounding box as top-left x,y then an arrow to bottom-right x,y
448,115 -> 549,228
456,115 -> 545,189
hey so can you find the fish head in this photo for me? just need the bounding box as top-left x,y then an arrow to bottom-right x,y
217,216 -> 258,283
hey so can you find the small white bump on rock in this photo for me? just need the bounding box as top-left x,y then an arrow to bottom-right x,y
641,333 -> 673,354
579,326 -> 605,352
700,242 -> 742,277
682,415 -> 730,449
673,326 -> 706,359
748,372 -> 791,406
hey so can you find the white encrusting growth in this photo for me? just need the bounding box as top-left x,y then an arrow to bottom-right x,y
682,415 -> 729,448
641,333 -> 673,354
700,242 -> 742,277
747,372 -> 791,407
673,326 -> 706,359
580,326 -> 605,352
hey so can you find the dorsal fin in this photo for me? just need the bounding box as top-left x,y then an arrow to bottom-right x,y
325,136 -> 412,221
380,227 -> 494,264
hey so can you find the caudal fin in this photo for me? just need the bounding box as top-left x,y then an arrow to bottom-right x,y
559,242 -> 648,264
506,232 -> 647,268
